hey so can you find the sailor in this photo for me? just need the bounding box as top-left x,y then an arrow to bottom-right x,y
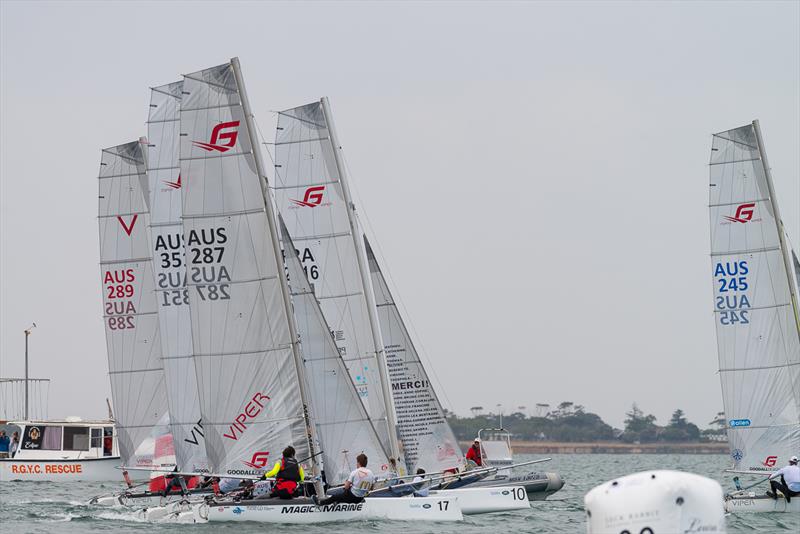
767,455 -> 800,502
265,445 -> 305,499
198,476 -> 216,489
163,473 -> 198,497
9,431 -> 19,458
314,453 -> 375,506
0,431 -> 9,459
412,468 -> 430,497
218,476 -> 244,494
466,438 -> 482,466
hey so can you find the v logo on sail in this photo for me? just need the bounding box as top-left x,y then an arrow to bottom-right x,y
117,215 -> 138,236
163,174 -> 181,190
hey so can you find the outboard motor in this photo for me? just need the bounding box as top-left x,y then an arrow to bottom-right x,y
584,470 -> 725,534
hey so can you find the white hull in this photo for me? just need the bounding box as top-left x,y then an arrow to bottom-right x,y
91,490 -> 205,507
204,495 -> 463,523
725,494 -> 800,513
0,457 -> 129,482
429,485 -> 529,515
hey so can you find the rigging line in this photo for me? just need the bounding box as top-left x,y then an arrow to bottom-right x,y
338,151 -> 457,415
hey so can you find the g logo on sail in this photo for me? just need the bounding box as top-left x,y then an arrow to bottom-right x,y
193,121 -> 240,152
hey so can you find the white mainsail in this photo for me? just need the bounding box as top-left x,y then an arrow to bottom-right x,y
365,237 -> 465,474
146,81 -> 209,473
274,100 -> 401,465
708,121 -> 800,473
179,61 -> 313,478
281,219 -> 393,484
98,140 -> 170,468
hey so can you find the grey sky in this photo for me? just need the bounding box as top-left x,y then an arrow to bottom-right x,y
1,1 -> 798,429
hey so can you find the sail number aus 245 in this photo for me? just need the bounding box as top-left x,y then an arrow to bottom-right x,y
714,260 -> 751,325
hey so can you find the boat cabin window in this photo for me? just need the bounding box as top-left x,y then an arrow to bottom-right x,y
90,428 -> 103,448
103,427 -> 113,456
22,425 -> 62,451
63,426 -> 90,451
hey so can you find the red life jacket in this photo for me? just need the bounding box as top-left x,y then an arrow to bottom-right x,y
274,457 -> 301,494
466,445 -> 482,466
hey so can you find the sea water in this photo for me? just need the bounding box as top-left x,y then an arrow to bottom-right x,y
1,454 -> 797,533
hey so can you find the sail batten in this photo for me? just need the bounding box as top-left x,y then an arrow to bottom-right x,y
708,121 -> 800,473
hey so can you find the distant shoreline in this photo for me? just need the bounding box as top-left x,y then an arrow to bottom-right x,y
460,440 -> 729,455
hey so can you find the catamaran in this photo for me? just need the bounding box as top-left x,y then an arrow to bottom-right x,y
274,98 -> 563,500
708,120 -> 800,513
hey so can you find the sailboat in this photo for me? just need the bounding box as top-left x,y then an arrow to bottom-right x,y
169,58 -> 463,523
96,139 -> 173,484
274,99 -> 403,470
274,98 -> 563,500
145,80 -> 210,477
90,86 -> 215,507
708,120 -> 800,513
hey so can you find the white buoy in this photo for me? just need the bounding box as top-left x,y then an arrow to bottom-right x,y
584,470 -> 726,534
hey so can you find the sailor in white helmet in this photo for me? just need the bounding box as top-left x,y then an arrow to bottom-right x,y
767,455 -> 800,502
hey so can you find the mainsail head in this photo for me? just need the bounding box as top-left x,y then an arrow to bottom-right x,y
97,140 -> 170,468
179,62 -> 310,477
708,122 -> 800,472
146,80 -> 209,473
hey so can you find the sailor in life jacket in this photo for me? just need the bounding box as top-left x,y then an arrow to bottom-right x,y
465,438 -> 482,467
264,445 -> 305,499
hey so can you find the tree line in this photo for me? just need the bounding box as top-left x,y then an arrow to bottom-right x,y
446,402 -> 727,443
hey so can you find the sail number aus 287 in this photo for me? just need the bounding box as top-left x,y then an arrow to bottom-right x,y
186,227 -> 231,302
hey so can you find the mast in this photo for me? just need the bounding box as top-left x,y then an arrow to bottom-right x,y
319,96 -> 403,469
752,119 -> 800,338
230,57 -> 325,496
